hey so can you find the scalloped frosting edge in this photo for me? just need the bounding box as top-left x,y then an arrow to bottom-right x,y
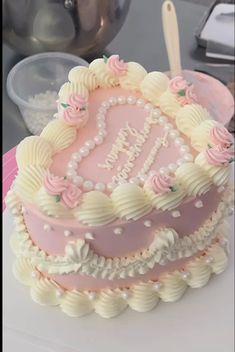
12,240 -> 229,319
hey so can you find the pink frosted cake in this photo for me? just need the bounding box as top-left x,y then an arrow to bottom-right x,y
6,55 -> 234,318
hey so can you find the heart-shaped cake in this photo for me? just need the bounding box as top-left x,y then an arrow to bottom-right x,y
6,55 -> 234,318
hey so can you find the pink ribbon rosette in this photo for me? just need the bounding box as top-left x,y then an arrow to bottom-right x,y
62,93 -> 89,127
105,55 -> 128,76
148,173 -> 177,194
169,76 -> 197,105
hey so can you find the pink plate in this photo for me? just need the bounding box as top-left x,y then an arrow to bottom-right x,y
3,146 -> 18,211
182,70 -> 234,126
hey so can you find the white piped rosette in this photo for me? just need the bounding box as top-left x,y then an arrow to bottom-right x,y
11,54 -> 234,225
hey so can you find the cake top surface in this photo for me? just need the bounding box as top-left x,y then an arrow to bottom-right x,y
13,55 -> 234,226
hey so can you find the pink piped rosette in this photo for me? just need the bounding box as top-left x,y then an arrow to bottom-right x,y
60,93 -> 89,128
104,55 -> 128,76
169,76 -> 198,105
205,123 -> 234,166
209,124 -> 234,149
148,173 -> 177,194
205,145 -> 234,166
43,171 -> 82,208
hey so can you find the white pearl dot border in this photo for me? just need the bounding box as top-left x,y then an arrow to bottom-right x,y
66,95 -> 194,193
43,224 -> 53,232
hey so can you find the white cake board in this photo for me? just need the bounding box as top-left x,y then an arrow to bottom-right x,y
3,208 -> 234,352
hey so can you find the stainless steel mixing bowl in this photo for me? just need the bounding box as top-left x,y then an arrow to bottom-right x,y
3,0 -> 131,58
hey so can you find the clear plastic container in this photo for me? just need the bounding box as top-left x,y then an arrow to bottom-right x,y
7,52 -> 88,135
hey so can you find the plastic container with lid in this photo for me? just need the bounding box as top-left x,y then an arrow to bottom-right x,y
7,52 -> 88,135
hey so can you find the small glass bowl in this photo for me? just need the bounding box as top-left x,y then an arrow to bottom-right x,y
7,52 -> 88,135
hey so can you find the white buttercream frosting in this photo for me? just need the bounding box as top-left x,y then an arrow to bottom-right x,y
185,257 -> 211,288
68,66 -> 99,91
30,278 -> 61,306
74,191 -> 116,226
5,190 -> 21,215
111,183 -> 152,220
89,59 -> 119,88
40,120 -> 77,153
190,120 -> 217,152
144,183 -> 186,210
207,244 -> 228,274
140,71 -> 169,105
13,258 -> 35,286
94,290 -> 128,318
119,62 -> 147,91
158,272 -> 187,302
153,228 -> 179,251
60,290 -> 93,317
16,136 -> 53,170
195,153 -> 230,187
175,163 -> 212,196
58,82 -> 88,102
10,232 -> 21,256
36,187 -> 71,218
128,282 -> 159,312
159,90 -> 181,118
175,104 -> 211,138
14,166 -> 46,202
11,237 -> 229,318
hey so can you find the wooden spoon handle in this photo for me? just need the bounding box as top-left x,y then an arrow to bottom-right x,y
162,0 -> 182,78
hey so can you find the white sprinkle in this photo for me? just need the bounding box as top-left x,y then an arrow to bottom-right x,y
120,290 -> 130,300
95,183 -> 106,192
127,96 -> 136,105
180,271 -> 191,281
117,96 -> 126,104
171,210 -> 181,218
87,292 -> 97,301
205,256 -> 214,264
144,220 -> 152,228
194,200 -> 204,209
43,224 -> 52,232
31,271 -> 40,279
73,175 -> 84,186
83,180 -> 94,191
152,282 -> 162,291
113,227 -> 123,235
64,230 -> 72,237
217,186 -> 225,193
85,232 -> 95,240
136,98 -> 145,108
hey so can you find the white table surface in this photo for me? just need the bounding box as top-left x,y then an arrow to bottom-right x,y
3,207 -> 234,352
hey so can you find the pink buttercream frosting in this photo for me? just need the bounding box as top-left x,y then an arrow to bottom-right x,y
148,173 -> 175,194
43,171 -> 82,208
209,124 -> 233,148
43,171 -> 68,196
169,76 -> 188,93
60,184 -> 82,208
169,76 -> 197,105
62,93 -> 88,126
106,55 -> 128,76
68,93 -> 87,108
205,145 -> 234,166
